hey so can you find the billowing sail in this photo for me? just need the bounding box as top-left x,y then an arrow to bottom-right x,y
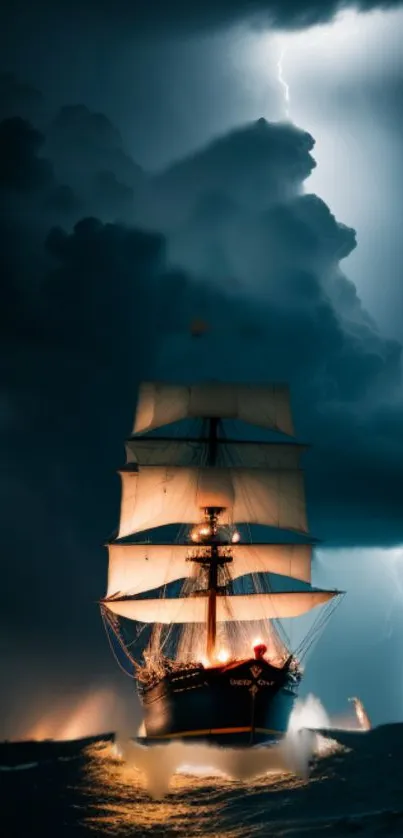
117,466 -> 307,538
104,590 -> 336,623
133,382 -> 294,436
101,376 -> 342,698
106,543 -> 312,597
125,439 -> 305,469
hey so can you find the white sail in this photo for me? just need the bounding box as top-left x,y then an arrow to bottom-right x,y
225,543 -> 312,584
107,543 -> 198,597
104,590 -> 336,623
106,543 -> 312,597
118,466 -> 307,538
125,439 -> 305,469
133,382 -> 294,436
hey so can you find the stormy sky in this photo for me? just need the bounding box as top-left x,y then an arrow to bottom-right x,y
2,0 -> 403,737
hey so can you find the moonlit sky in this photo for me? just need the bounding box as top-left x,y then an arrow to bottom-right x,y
2,0 -> 403,737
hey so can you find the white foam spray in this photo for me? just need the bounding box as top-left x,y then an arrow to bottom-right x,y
112,695 -> 342,798
115,733 -> 314,799
288,693 -> 331,732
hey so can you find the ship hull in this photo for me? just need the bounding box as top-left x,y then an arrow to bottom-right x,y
137,658 -> 298,747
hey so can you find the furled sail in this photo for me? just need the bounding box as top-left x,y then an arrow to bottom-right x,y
104,590 -> 336,623
106,543 -> 312,598
117,466 -> 307,538
125,439 -> 305,469
133,382 -> 294,437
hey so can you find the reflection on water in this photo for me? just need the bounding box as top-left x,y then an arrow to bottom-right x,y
83,696 -> 347,835
84,739 -> 312,835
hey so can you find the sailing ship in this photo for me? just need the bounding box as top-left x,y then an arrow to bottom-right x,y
101,382 -> 341,747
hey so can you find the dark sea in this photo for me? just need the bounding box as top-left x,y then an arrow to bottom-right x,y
2,723 -> 403,838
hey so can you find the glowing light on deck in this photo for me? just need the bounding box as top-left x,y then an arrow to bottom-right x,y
216,649 -> 230,663
190,523 -> 212,541
199,525 -> 211,537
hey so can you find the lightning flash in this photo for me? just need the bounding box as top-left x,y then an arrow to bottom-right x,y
277,46 -> 290,119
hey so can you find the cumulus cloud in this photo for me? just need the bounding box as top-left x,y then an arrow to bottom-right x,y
47,106 -> 145,191
150,120 -> 316,227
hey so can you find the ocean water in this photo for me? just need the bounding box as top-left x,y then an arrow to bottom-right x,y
2,717 -> 403,837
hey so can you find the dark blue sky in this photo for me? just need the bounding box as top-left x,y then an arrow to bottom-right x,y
1,0 -> 403,737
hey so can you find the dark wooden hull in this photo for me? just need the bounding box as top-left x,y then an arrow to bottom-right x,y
137,658 -> 298,747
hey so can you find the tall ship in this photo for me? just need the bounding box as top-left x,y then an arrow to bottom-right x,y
101,381 -> 341,747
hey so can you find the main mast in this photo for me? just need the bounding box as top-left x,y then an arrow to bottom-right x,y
206,417 -> 220,661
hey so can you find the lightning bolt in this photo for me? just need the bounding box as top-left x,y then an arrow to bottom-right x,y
277,46 -> 290,120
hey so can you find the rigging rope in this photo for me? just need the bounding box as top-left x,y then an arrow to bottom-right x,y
100,606 -> 139,679
295,594 -> 344,661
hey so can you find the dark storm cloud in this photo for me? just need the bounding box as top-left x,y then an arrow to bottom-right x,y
1,209 -> 169,645
46,106 -> 144,190
0,115 -> 184,732
4,0 -> 402,32
0,73 -> 43,123
0,118 -> 52,193
45,106 -> 147,222
149,119 -> 316,228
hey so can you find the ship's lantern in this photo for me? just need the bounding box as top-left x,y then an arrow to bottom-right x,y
191,523 -> 212,541
217,649 -> 230,664
199,524 -> 211,537
253,642 -> 267,660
